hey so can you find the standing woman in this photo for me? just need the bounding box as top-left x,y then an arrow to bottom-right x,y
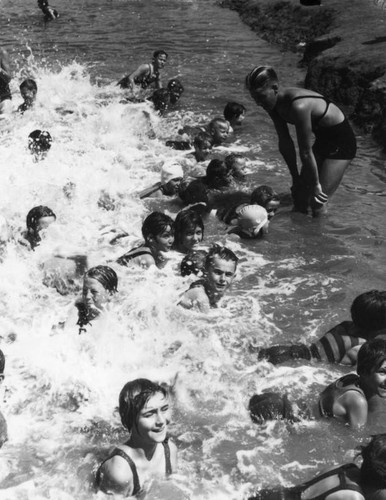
96,378 -> 177,496
245,66 -> 356,215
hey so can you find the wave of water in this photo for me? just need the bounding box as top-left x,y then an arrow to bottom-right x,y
1,1 -> 386,499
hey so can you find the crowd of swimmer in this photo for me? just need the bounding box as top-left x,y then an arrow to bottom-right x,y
2,9 -> 386,496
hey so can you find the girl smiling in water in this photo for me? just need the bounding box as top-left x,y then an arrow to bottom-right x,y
96,378 -> 177,496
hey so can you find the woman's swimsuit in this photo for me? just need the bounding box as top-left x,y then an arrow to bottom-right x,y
289,95 -> 357,160
96,438 -> 172,497
318,373 -> 364,418
134,63 -> 159,89
117,245 -> 153,267
248,464 -> 362,500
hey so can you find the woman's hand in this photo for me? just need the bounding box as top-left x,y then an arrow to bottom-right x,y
313,183 -> 328,206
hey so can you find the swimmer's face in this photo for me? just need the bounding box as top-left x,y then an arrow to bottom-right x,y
37,215 -> 56,233
164,177 -> 182,195
83,276 -> 109,313
212,123 -> 230,144
154,54 -> 168,69
249,83 -> 278,112
361,360 -> 386,399
206,256 -> 236,298
21,88 -> 37,105
265,200 -> 280,219
152,225 -> 174,253
180,225 -> 203,253
134,392 -> 170,445
231,158 -> 247,180
194,143 -> 212,162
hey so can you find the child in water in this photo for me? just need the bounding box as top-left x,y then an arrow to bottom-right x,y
37,0 -> 59,20
248,434 -> 386,500
179,117 -> 231,147
117,212 -> 174,269
179,244 -> 238,312
223,101 -> 246,128
75,265 -> 118,334
256,290 -> 386,365
225,153 -> 248,181
118,50 -> 168,91
18,79 -> 37,113
249,338 -> 386,430
226,204 -> 269,239
173,209 -> 204,254
20,205 -> 56,250
96,378 -> 177,496
138,161 -> 184,200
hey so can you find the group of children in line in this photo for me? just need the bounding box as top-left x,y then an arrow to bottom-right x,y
2,36 -> 386,498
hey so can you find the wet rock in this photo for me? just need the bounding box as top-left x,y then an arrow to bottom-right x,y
219,0 -> 386,149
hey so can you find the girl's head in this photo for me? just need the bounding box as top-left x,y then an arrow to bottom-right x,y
119,379 -> 169,442
250,185 -> 280,219
26,205 -> 56,249
28,130 -> 52,160
180,248 -> 208,277
361,434 -> 386,490
245,66 -> 279,111
351,290 -> 386,336
223,102 -> 246,126
205,159 -> 232,189
82,265 -> 118,313
142,212 -> 174,252
225,153 -> 248,181
193,132 -> 214,162
167,79 -> 184,104
173,209 -> 204,253
357,338 -> 386,378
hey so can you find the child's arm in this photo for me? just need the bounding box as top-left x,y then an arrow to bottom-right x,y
178,287 -> 210,313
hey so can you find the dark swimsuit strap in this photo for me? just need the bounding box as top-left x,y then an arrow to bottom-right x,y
290,95 -> 330,126
298,464 -> 362,500
162,437 -> 172,476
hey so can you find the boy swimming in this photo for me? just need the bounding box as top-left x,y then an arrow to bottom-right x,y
18,79 -> 37,113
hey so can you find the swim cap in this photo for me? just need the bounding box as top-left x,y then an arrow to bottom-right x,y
28,130 -> 52,154
231,205 -> 268,236
249,392 -> 295,424
161,161 -> 184,184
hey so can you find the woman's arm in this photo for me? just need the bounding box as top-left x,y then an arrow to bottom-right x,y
269,110 -> 300,185
98,456 -> 133,495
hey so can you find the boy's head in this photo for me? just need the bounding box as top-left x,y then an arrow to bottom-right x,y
20,79 -> 37,106
251,185 -> 280,219
167,79 -> 184,104
142,212 -> 174,251
161,160 -> 184,195
205,159 -> 231,189
223,102 -> 246,126
225,153 -> 247,181
229,204 -> 269,239
204,244 -> 238,297
193,132 -> 213,162
207,118 -> 230,145
361,434 -> 386,489
351,290 -> 386,336
152,50 -> 168,69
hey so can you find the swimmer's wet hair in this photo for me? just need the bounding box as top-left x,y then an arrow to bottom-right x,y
28,130 -> 52,154
357,338 -> 386,377
180,249 -> 208,277
251,185 -> 279,207
167,79 -> 184,104
205,244 -> 238,269
142,212 -> 174,242
360,434 -> 386,488
150,88 -> 171,113
208,117 -> 229,132
249,392 -> 297,424
351,290 -> 386,334
86,266 -> 118,294
26,205 -> 56,232
173,210 -> 204,251
245,66 -> 278,91
153,49 -> 168,59
20,78 -> 37,92
206,159 -> 230,188
225,153 -> 245,169
119,378 -> 168,432
223,102 -> 246,121
194,132 -> 214,150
